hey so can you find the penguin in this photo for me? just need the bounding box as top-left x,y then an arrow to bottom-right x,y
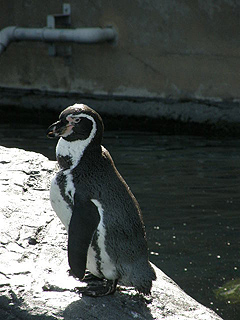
47,103 -> 156,297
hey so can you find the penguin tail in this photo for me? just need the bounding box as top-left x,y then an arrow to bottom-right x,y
120,260 -> 156,295
135,263 -> 156,295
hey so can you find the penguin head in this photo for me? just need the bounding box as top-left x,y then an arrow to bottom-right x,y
47,104 -> 104,145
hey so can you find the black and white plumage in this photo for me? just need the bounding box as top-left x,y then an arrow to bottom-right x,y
47,103 -> 156,296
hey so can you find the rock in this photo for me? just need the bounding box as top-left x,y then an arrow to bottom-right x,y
0,146 -> 222,320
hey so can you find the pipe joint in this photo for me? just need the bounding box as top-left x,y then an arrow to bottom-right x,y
0,26 -> 17,54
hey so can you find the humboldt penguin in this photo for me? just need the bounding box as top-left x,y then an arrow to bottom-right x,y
47,103 -> 156,296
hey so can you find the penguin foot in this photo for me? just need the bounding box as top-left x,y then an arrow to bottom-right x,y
83,270 -> 102,282
75,279 -> 118,297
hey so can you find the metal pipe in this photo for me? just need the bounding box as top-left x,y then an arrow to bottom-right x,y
0,26 -> 17,54
0,26 -> 117,55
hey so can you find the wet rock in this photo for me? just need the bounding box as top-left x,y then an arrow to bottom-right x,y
0,146 -> 222,319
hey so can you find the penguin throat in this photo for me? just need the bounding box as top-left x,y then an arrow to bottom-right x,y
56,138 -> 90,169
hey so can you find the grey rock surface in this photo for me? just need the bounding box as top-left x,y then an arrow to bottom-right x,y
0,146 -> 222,320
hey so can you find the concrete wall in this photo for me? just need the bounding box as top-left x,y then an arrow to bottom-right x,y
0,0 -> 240,101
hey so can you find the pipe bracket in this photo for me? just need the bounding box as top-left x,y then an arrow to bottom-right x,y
47,3 -> 72,56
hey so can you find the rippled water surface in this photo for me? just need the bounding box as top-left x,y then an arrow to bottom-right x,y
1,124 -> 240,319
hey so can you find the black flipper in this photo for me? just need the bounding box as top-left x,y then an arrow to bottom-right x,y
68,199 -> 100,280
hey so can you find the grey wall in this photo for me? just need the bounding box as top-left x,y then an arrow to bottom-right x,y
0,0 -> 240,101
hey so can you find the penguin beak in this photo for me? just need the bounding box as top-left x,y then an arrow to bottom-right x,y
47,120 -> 73,138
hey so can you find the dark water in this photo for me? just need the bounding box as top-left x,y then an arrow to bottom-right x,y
1,123 -> 240,320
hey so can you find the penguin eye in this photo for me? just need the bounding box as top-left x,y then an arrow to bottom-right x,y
73,117 -> 81,123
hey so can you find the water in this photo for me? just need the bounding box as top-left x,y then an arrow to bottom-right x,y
1,123 -> 240,319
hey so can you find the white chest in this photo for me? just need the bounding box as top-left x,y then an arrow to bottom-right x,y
50,171 -> 75,231
51,138 -> 82,230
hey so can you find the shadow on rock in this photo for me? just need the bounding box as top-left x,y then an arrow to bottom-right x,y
0,292 -> 56,320
64,290 -> 154,320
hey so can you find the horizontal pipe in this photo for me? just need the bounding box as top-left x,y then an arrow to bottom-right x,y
0,26 -> 117,55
